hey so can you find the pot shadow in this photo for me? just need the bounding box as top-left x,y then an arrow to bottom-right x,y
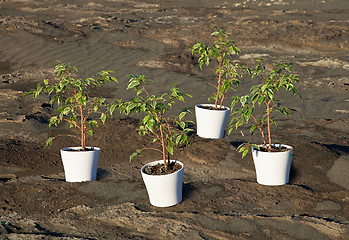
288,164 -> 300,184
291,183 -> 314,192
312,141 -> 349,155
40,176 -> 65,182
39,168 -> 109,182
97,168 -> 110,180
182,182 -> 195,202
230,141 -> 246,149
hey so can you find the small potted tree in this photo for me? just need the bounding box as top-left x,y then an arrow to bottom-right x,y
118,74 -> 193,207
26,61 -> 118,182
229,59 -> 301,186
191,28 -> 243,138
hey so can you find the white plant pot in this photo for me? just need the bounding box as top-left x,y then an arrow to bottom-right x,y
60,147 -> 100,182
195,104 -> 230,139
252,144 -> 293,186
141,160 -> 184,207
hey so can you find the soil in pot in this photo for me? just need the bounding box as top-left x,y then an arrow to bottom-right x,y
197,105 -> 227,111
143,161 -> 182,175
63,147 -> 96,152
258,145 -> 291,152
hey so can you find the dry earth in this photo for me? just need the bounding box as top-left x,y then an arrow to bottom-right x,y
0,0 -> 349,239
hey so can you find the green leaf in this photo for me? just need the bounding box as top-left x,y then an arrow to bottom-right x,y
251,144 -> 260,150
178,95 -> 184,102
87,130 -> 93,136
100,113 -> 107,124
127,80 -> 140,90
49,116 -> 59,127
168,140 -> 174,155
62,107 -> 71,115
251,93 -> 259,103
179,111 -> 186,120
211,31 -> 219,36
176,135 -> 182,145
126,102 -> 138,113
89,120 -> 98,128
258,95 -> 265,105
179,121 -> 185,130
242,149 -> 249,158
110,76 -> 118,82
146,119 -> 154,132
45,137 -> 55,147
238,146 -> 245,153
109,103 -> 117,115
240,95 -> 247,106
142,114 -> 150,123
250,125 -> 256,132
130,151 -> 141,161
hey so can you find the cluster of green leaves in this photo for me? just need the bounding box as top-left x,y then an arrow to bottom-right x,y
117,75 -> 194,166
229,59 -> 301,157
25,61 -> 118,150
191,28 -> 243,109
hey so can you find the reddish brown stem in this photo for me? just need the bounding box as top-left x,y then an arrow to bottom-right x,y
73,87 -> 86,150
265,99 -> 272,151
215,59 -> 223,109
143,84 -> 169,166
209,83 -> 218,90
219,90 -> 227,108
251,114 -> 266,145
153,106 -> 167,166
140,147 -> 163,154
80,105 -> 85,150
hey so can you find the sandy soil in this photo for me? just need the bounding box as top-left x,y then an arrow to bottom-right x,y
0,0 -> 348,239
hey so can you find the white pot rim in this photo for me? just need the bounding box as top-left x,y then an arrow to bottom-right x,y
252,144 -> 293,153
195,103 -> 230,111
141,160 -> 184,177
61,147 -> 101,151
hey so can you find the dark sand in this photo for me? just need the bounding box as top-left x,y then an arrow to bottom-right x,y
0,0 -> 348,239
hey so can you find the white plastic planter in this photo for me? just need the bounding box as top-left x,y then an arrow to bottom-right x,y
252,144 -> 293,186
195,104 -> 230,139
60,147 -> 100,182
141,160 -> 184,207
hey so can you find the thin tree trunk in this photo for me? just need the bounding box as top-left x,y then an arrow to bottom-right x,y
80,104 -> 85,150
252,115 -> 266,145
160,127 -> 166,166
266,100 -> 272,151
215,60 -> 223,109
219,94 -> 224,110
154,112 -> 167,166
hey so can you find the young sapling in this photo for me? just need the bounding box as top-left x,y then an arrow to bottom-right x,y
229,59 -> 301,157
118,74 -> 193,172
191,28 -> 243,109
26,61 -> 118,150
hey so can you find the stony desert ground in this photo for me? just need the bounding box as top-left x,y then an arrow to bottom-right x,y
0,0 -> 348,239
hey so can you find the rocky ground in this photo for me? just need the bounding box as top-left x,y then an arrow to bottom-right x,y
0,0 -> 348,239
